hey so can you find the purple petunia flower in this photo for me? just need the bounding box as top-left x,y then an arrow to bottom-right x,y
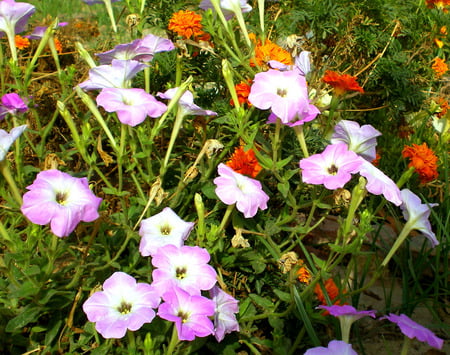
358,159 -> 402,206
158,286 -> 215,341
25,22 -> 67,40
82,272 -> 160,339
304,340 -> 358,355
95,34 -> 174,65
248,69 -> 319,125
214,163 -> 269,218
269,50 -> 312,77
199,0 -> 252,20
400,189 -> 439,247
331,120 -> 381,162
299,143 -> 363,190
21,169 -> 102,237
0,124 -> 27,161
138,207 -> 194,257
157,87 -> 217,117
78,59 -> 147,91
0,0 -> 35,37
209,286 -> 240,342
0,92 -> 28,120
96,88 -> 167,126
82,0 -> 121,5
382,313 -> 443,350
151,244 -> 217,296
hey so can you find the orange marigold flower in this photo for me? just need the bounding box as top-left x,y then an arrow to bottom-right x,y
440,26 -> 448,35
314,278 -> 341,305
402,143 -> 439,184
230,81 -> 252,107
436,97 -> 449,118
322,70 -> 364,96
249,33 -> 292,68
426,0 -> 450,11
296,266 -> 312,284
54,37 -> 63,54
372,152 -> 381,166
15,34 -> 30,50
434,38 -> 444,48
226,146 -> 262,178
432,57 -> 448,77
168,10 -> 207,40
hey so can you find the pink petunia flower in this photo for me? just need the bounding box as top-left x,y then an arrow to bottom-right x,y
96,88 -> 167,126
299,143 -> 363,190
157,87 -> 217,117
0,92 -> 28,120
82,272 -> 160,339
248,69 -> 319,125
158,286 -> 215,341
151,244 -> 217,296
304,339 -> 358,355
382,313 -> 443,350
209,286 -> 240,342
21,169 -> 102,237
0,124 -> 27,161
138,207 -> 194,257
214,163 -> 269,218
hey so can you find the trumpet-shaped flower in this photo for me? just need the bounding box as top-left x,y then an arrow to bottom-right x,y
304,340 -> 358,355
96,88 -> 167,126
299,143 -> 363,190
0,92 -> 28,120
331,120 -> 381,162
0,0 -> 35,37
382,313 -> 443,350
199,0 -> 252,20
209,286 -> 240,342
269,50 -> 312,77
157,87 -> 217,117
158,286 -> 215,341
95,34 -> 174,64
21,169 -> 102,237
358,159 -> 402,206
400,189 -> 439,247
82,272 -> 160,339
0,124 -> 27,161
151,244 -> 217,296
214,163 -> 269,218
248,69 -> 319,125
78,59 -> 147,91
138,207 -> 194,257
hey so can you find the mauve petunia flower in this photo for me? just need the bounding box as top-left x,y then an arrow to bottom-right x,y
249,69 -> 319,125
78,59 -> 147,91
400,189 -> 439,247
21,169 -> 102,237
26,22 -> 67,40
269,50 -> 312,76
358,159 -> 402,206
96,88 -> 167,126
138,207 -> 194,257
299,143 -> 363,190
214,163 -> 269,218
0,92 -> 28,120
382,313 -> 443,350
304,340 -> 358,355
82,0 -> 121,5
157,87 -> 217,117
0,124 -> 26,161
0,0 -> 35,37
331,120 -> 381,162
199,0 -> 252,20
158,286 -> 215,341
95,34 -> 174,65
151,244 -> 217,296
82,272 -> 160,339
209,286 -> 240,342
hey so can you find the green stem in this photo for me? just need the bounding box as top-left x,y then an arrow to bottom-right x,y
0,160 -> 22,206
272,118 -> 281,163
380,223 -> 413,268
166,324 -> 179,355
400,335 -> 411,355
103,0 -> 118,33
217,204 -> 235,237
293,125 -> 309,158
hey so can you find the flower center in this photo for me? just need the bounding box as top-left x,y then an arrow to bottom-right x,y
177,310 -> 189,323
117,300 -> 132,314
176,266 -> 187,279
327,164 -> 338,175
277,88 -> 288,97
55,191 -> 68,205
160,224 -> 172,235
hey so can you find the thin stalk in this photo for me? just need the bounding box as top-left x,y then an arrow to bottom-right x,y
0,160 -> 22,206
165,325 -> 179,355
293,125 -> 309,158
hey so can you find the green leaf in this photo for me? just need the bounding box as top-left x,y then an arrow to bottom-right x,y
249,294 -> 276,311
6,306 -> 41,332
277,181 -> 290,198
273,288 -> 291,303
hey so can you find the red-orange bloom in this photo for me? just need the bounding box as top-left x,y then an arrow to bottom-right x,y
15,34 -> 30,50
296,266 -> 312,284
432,57 -> 448,77
314,278 -> 343,306
436,97 -> 449,118
402,143 -> 439,184
249,33 -> 292,68
230,81 -> 252,107
168,10 -> 208,40
54,37 -> 63,54
322,70 -> 364,96
226,146 -> 262,178
426,0 -> 450,11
